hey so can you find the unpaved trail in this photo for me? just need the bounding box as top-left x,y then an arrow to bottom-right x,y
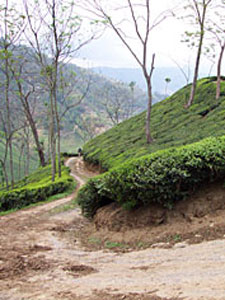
1,157 -> 225,300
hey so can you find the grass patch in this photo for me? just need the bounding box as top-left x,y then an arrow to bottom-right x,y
104,241 -> 128,249
88,237 -> 102,245
49,197 -> 78,215
173,234 -> 182,242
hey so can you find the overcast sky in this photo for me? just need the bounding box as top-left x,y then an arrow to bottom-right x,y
74,0 -> 187,68
73,0 -> 224,74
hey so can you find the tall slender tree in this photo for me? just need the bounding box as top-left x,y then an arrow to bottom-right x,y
10,51 -> 46,167
24,0 -> 96,181
206,2 -> 225,99
80,0 -> 173,144
182,0 -> 213,108
0,0 -> 25,188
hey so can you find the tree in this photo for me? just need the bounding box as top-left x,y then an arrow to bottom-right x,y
10,49 -> 46,167
98,81 -> 134,125
206,2 -> 225,99
0,97 -> 26,189
24,0 -> 96,181
0,162 -> 4,188
75,114 -> 101,142
182,0 -> 213,108
164,77 -> 171,95
0,0 -> 25,188
0,110 -> 10,189
81,0 -> 173,144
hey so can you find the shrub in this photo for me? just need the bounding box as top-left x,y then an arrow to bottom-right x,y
0,166 -> 75,212
77,136 -> 225,218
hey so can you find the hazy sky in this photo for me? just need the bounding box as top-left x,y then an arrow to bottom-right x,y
74,0 -> 187,68
74,0 -> 223,74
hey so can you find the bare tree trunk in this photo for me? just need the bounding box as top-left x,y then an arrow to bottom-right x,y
0,160 -> 9,190
26,112 -> 45,167
52,0 -> 61,178
50,91 -> 56,182
5,60 -> 14,189
145,54 -> 155,144
53,73 -> 62,178
4,0 -> 14,189
13,77 -> 46,167
146,81 -> 153,144
18,144 -> 24,180
186,30 -> 204,108
47,121 -> 51,164
23,127 -> 30,177
54,93 -> 62,178
216,42 -> 225,100
186,0 -> 210,108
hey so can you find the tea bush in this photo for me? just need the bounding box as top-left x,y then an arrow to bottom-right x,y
0,164 -> 75,212
78,136 -> 225,218
83,77 -> 225,170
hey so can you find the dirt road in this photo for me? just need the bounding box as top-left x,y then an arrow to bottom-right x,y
1,157 -> 225,300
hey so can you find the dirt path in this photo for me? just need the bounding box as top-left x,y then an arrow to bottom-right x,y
1,157 -> 225,300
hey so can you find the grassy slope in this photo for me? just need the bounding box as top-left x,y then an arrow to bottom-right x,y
83,77 -> 225,169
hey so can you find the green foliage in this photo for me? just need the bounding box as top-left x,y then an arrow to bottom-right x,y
0,164 -> 75,212
104,241 -> 128,249
83,77 -> 225,170
78,136 -> 225,218
0,143 -> 38,182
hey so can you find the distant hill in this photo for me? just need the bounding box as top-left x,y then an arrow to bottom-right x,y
83,77 -> 225,170
0,43 -> 150,180
92,66 -> 189,94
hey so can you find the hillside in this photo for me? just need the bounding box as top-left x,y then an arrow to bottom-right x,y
0,43 -> 147,181
92,66 -> 187,94
57,64 -> 148,149
83,77 -> 225,170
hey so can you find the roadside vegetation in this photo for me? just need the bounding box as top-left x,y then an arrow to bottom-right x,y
0,162 -> 76,213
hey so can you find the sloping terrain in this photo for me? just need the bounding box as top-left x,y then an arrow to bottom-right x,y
83,77 -> 225,169
1,158 -> 225,300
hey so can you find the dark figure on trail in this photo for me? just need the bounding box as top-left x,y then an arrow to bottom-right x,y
78,148 -> 82,157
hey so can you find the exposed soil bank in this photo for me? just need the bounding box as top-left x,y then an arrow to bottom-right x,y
88,180 -> 225,249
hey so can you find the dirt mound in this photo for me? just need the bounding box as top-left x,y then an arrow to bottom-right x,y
95,181 -> 225,228
63,264 -> 97,277
86,291 -> 181,300
55,290 -> 181,300
95,181 -> 225,231
0,254 -> 52,279
82,181 -> 225,250
94,202 -> 166,231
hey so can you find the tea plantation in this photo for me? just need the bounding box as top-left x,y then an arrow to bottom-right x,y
83,77 -> 225,170
0,162 -> 76,213
78,77 -> 225,217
